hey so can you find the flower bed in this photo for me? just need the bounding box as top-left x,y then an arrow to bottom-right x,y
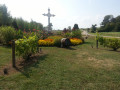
38,37 -> 83,46
70,38 -> 83,45
38,38 -> 54,46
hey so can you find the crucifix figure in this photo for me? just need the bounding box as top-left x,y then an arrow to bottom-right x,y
43,8 -> 55,31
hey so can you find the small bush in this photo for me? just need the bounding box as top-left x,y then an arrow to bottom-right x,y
15,35 -> 38,60
64,32 -> 72,38
98,37 -> 120,51
56,31 -> 63,36
98,37 -> 105,45
48,36 -> 63,47
71,30 -> 82,39
15,30 -> 23,39
37,30 -> 51,39
0,26 -> 16,45
63,30 -> 82,39
106,38 -> 120,51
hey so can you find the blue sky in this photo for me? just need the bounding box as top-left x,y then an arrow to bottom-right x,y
1,0 -> 120,29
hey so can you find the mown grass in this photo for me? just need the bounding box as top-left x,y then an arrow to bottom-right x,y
0,46 -> 12,68
0,37 -> 120,90
90,32 -> 120,37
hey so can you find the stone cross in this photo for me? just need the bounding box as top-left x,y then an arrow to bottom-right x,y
43,8 -> 55,31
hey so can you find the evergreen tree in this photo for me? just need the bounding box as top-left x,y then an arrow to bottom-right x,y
73,24 -> 79,31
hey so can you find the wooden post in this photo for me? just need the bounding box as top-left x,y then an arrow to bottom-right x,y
40,48 -> 42,52
37,44 -> 39,53
96,36 -> 98,49
12,40 -> 15,67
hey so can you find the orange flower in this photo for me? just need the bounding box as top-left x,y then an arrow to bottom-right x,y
70,38 -> 83,45
44,38 -> 53,42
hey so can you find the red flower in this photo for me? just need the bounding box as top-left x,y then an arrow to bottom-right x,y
24,31 -> 26,33
33,29 -> 36,31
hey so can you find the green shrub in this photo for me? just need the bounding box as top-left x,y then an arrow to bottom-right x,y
106,38 -> 120,51
64,32 -> 72,38
15,35 -> 38,60
36,30 -> 50,39
48,36 -> 63,47
15,30 -> 23,39
98,37 -> 120,51
63,30 -> 82,39
98,37 -> 105,45
56,31 -> 63,36
0,26 -> 16,44
71,30 -> 82,39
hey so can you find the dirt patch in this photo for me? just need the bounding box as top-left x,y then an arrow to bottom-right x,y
76,52 -> 89,58
0,51 -> 46,76
88,57 -> 120,70
75,52 -> 120,70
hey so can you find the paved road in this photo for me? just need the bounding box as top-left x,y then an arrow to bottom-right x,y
82,31 -> 120,39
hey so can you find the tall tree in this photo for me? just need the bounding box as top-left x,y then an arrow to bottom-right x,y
16,18 -> 24,31
73,24 -> 79,31
0,4 -> 43,32
99,15 -> 120,32
116,15 -> 120,22
68,26 -> 71,31
101,15 -> 113,26
12,18 -> 18,30
114,22 -> 120,32
91,24 -> 97,33
0,4 -> 12,26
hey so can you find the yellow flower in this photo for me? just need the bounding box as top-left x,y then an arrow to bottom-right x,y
70,38 -> 82,45
38,39 -> 54,46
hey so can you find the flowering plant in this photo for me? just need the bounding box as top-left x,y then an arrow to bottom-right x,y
38,38 -> 54,46
48,36 -> 63,47
70,38 -> 83,45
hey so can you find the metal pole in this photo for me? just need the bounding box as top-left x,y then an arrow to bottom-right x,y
48,17 -> 50,31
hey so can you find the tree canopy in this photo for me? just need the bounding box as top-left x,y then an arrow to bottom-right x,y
72,24 -> 79,31
91,24 -> 97,33
0,4 -> 43,32
99,15 -> 120,32
0,4 -> 12,26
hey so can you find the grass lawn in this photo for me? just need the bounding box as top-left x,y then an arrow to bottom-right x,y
0,46 -> 12,68
0,37 -> 120,90
90,32 -> 120,37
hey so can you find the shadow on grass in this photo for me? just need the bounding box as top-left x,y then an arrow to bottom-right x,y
65,47 -> 76,50
15,54 -> 48,78
57,46 -> 76,50
84,41 -> 93,45
95,47 -> 120,53
108,49 -> 120,52
1,45 -> 11,49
